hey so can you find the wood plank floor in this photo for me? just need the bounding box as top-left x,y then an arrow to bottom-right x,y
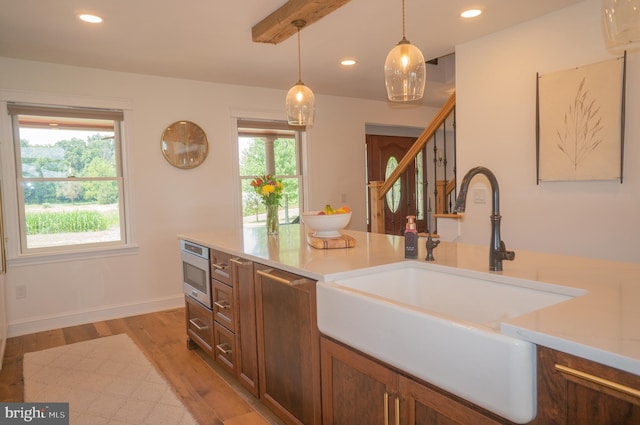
0,308 -> 284,425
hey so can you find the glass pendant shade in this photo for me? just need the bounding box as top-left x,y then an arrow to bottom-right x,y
286,81 -> 315,126
286,20 -> 315,127
602,0 -> 640,47
384,38 -> 426,101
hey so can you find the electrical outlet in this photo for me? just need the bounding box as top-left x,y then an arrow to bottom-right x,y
473,188 -> 486,204
16,285 -> 27,299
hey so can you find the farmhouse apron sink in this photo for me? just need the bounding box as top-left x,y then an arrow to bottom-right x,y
317,261 -> 585,423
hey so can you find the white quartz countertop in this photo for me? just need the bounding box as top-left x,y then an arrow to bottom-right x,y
178,224 -> 640,376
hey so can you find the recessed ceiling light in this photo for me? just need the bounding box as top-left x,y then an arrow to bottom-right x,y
461,9 -> 482,19
341,59 -> 357,66
79,14 -> 103,24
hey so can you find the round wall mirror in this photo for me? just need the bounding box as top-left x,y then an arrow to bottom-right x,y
161,121 -> 209,169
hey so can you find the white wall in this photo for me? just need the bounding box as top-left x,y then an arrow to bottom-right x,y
0,57 -> 436,336
455,0 -> 639,263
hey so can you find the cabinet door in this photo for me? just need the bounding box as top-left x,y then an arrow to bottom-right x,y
537,346 -> 640,425
398,375 -> 503,425
231,257 -> 259,397
255,264 -> 321,425
321,336 -> 398,425
321,337 -> 504,425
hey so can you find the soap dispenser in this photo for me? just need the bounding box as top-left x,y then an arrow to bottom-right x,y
404,215 -> 418,259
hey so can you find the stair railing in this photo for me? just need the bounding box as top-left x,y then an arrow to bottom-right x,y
369,91 -> 456,234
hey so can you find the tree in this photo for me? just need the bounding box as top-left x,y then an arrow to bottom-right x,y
56,138 -> 87,176
85,134 -> 115,163
83,158 -> 118,204
56,181 -> 83,204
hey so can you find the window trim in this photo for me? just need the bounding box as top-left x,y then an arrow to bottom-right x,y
0,92 -> 137,265
235,118 -> 307,227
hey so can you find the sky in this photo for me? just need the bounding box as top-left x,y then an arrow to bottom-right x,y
19,128 -> 112,146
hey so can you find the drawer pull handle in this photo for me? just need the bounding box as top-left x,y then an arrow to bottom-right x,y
230,258 -> 251,266
189,318 -> 209,331
214,300 -> 231,310
394,396 -> 400,425
555,364 -> 640,399
216,343 -> 232,354
212,262 -> 228,271
257,269 -> 311,286
383,392 -> 389,425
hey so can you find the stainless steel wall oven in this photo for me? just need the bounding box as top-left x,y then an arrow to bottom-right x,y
180,240 -> 211,308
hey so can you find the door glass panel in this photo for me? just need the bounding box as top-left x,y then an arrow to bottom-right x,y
385,156 -> 401,213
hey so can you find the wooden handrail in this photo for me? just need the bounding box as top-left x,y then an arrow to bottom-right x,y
446,178 -> 456,195
378,91 -> 456,199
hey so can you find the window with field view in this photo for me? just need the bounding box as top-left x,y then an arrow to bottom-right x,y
9,104 -> 128,253
237,120 -> 304,228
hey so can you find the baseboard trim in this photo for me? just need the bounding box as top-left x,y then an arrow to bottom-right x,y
7,295 -> 184,338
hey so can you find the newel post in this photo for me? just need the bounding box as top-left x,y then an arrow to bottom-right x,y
368,181 -> 384,234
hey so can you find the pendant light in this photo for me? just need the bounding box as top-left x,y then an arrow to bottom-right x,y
384,0 -> 426,102
286,20 -> 315,126
602,0 -> 640,48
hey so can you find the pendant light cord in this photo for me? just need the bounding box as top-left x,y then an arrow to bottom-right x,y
292,19 -> 306,84
401,0 -> 406,38
297,28 -> 302,82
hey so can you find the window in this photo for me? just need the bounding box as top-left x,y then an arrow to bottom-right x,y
385,156 -> 401,213
237,120 -> 304,227
8,103 -> 130,254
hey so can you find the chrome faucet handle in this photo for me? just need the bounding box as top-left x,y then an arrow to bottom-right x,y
425,235 -> 440,262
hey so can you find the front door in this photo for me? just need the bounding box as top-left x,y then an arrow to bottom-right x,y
366,135 -> 418,235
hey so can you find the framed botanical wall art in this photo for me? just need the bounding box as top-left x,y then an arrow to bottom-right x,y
536,54 -> 626,183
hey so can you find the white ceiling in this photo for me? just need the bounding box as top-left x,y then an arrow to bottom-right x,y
0,0 -> 584,106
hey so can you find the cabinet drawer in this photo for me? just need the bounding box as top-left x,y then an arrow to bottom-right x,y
186,296 -> 213,352
213,279 -> 235,331
214,321 -> 236,375
211,249 -> 232,286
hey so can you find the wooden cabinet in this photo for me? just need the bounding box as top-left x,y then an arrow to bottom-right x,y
321,336 -> 506,425
231,257 -> 259,397
255,264 -> 321,425
536,346 -> 640,425
185,294 -> 213,354
186,250 -> 260,398
321,335 -> 396,425
211,249 -> 237,373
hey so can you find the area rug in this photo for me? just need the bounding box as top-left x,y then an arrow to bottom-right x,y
23,333 -> 197,425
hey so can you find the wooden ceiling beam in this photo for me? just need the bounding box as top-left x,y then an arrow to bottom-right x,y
252,0 -> 351,44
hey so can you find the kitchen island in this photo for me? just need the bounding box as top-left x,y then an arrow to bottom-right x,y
179,224 -> 640,424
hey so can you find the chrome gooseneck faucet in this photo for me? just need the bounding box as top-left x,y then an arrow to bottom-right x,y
454,166 -> 515,271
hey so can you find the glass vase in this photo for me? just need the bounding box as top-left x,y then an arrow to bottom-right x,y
266,204 -> 279,236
